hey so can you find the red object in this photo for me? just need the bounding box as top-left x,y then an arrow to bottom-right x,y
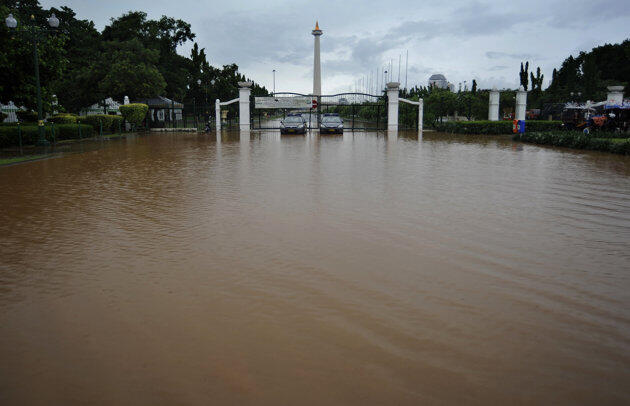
312,99 -> 318,109
513,119 -> 518,133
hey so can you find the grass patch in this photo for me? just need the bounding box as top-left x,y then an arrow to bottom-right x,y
514,131 -> 630,155
0,154 -> 47,165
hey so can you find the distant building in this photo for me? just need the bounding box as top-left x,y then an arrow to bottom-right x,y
134,96 -> 183,128
80,97 -> 121,116
429,74 -> 448,89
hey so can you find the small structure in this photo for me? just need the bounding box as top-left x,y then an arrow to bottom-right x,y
428,74 -> 448,89
133,96 -> 183,128
81,97 -> 121,116
1,101 -> 21,122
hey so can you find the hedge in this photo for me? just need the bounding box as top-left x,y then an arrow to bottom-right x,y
16,110 -> 38,123
0,124 -> 93,148
514,131 -> 630,155
79,114 -> 123,133
434,120 -> 563,134
119,103 -> 148,127
49,113 -> 77,124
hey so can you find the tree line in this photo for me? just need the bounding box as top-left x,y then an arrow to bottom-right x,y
399,39 -> 628,126
0,0 -> 269,114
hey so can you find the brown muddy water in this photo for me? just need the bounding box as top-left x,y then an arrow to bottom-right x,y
1,130 -> 629,405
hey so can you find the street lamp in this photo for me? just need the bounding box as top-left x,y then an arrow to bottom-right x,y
6,12 -> 61,146
272,69 -> 276,96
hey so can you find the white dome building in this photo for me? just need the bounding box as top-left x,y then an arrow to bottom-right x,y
429,74 -> 448,89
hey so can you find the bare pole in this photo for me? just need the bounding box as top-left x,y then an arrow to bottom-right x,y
398,54 -> 401,82
405,50 -> 408,91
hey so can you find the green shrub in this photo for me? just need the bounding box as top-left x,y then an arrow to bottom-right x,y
49,113 -> 77,124
514,131 -> 630,155
434,120 -> 562,135
0,112 -> 7,122
119,103 -> 148,128
0,124 -> 93,148
79,114 -> 122,132
16,110 -> 38,123
110,115 -> 123,132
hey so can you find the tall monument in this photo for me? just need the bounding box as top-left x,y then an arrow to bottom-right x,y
312,21 -> 323,96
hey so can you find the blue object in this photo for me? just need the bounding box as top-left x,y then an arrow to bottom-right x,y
517,120 -> 525,133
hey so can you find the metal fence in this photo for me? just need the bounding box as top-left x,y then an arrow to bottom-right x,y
250,92 -> 387,131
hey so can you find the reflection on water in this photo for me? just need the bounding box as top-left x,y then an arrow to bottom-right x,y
1,130 -> 629,405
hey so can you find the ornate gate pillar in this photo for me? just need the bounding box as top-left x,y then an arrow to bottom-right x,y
238,81 -> 252,131
489,87 -> 500,121
215,99 -> 221,132
386,82 -> 400,131
515,86 -> 527,121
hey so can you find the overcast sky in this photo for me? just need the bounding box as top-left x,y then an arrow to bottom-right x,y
40,0 -> 629,94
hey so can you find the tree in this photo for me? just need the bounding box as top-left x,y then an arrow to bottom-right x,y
97,39 -> 167,101
0,0 -> 67,112
426,88 -> 457,123
519,61 -> 529,90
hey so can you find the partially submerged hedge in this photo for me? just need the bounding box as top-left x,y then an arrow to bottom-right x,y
514,131 -> 630,155
16,110 -> 38,123
79,114 -> 123,133
49,113 -> 78,124
0,124 -> 93,148
119,104 -> 148,127
434,120 -> 562,134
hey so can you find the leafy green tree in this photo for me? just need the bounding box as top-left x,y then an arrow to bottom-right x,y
426,88 -> 457,123
97,39 -> 167,101
0,0 -> 67,112
519,61 -> 529,90
50,6 -> 101,112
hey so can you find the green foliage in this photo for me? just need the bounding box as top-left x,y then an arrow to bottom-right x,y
48,113 -> 77,124
519,62 -> 529,91
119,103 -> 148,126
434,120 -> 562,134
515,131 -> 630,155
0,124 -> 93,147
16,110 -> 38,123
543,40 -> 629,105
79,114 -> 122,132
1,4 -> 269,115
96,39 -> 167,101
0,112 -> 7,122
0,2 -> 68,113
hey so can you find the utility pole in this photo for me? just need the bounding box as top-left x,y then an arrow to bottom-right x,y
398,54 -> 401,82
405,50 -> 408,91
272,69 -> 276,96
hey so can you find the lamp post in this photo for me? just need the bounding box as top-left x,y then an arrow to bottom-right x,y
272,69 -> 276,96
5,12 -> 60,146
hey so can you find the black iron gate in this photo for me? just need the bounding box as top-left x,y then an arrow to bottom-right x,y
251,92 -> 387,131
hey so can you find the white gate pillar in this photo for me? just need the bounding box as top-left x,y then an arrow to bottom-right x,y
418,98 -> 424,133
238,81 -> 252,131
489,87 -> 500,121
607,85 -> 624,105
515,86 -> 527,121
215,99 -> 221,132
387,82 -> 400,131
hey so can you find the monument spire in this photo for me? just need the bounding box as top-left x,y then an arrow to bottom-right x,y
312,21 -> 323,96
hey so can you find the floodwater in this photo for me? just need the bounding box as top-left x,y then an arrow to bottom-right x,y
1,130 -> 629,405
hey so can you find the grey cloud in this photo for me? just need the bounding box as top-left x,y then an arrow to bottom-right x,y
486,52 -> 536,60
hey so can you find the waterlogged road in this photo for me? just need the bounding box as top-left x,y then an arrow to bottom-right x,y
1,131 -> 629,405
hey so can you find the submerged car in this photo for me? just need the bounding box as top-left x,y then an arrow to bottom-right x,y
320,114 -> 343,134
280,114 -> 306,134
